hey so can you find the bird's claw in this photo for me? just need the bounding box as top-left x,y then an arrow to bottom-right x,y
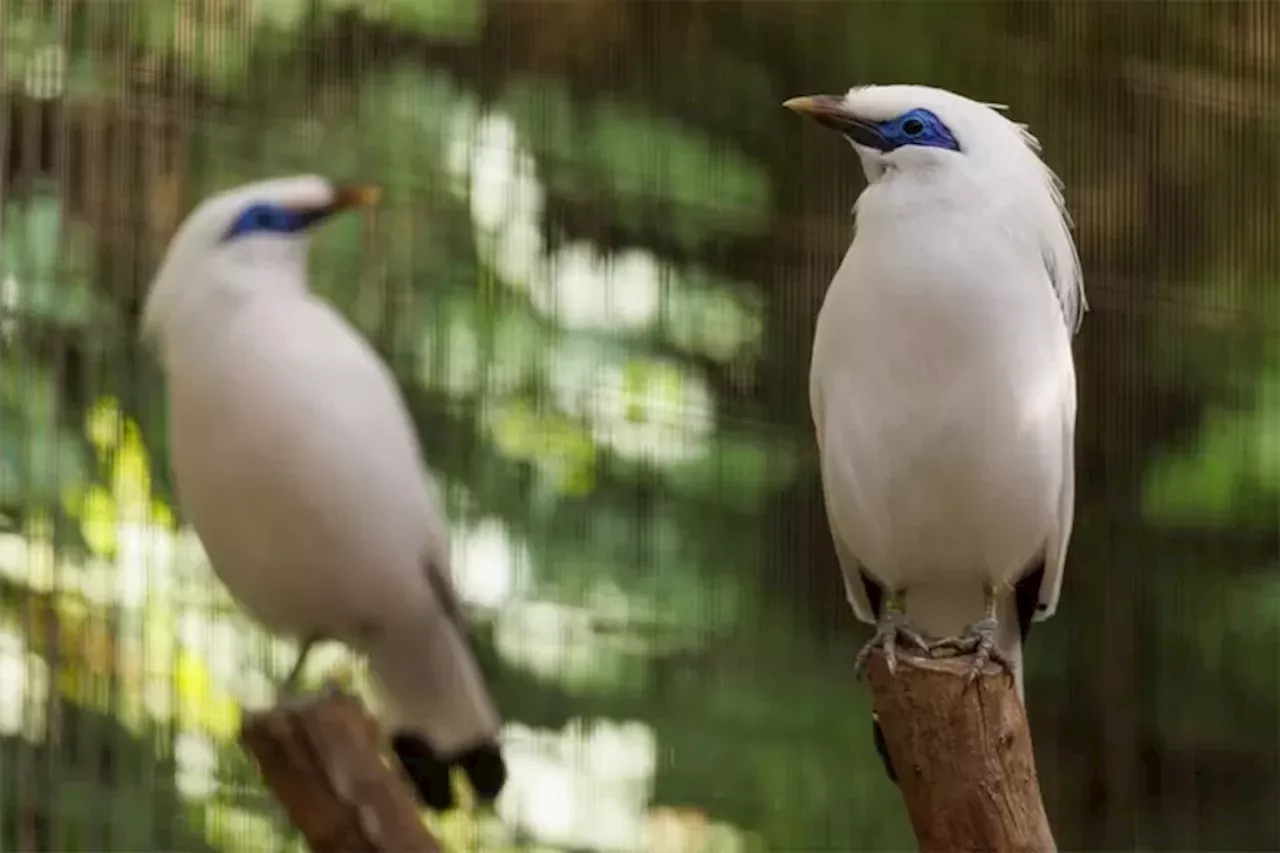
854,611 -> 932,680
928,615 -> 1013,684
273,677 -> 346,715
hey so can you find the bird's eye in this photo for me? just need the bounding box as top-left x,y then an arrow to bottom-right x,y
901,118 -> 925,137
223,204 -> 299,242
262,207 -> 287,228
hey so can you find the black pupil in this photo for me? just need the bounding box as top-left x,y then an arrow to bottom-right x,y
902,118 -> 924,136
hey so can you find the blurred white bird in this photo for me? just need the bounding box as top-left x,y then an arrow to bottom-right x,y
142,175 -> 506,810
787,86 -> 1084,779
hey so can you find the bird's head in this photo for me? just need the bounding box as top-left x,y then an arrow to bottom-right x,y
141,175 -> 380,348
784,84 -> 1040,183
785,84 -> 1086,331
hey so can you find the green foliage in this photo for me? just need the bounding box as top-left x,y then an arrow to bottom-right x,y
500,77 -> 772,251
0,708 -> 212,851
1143,366 -> 1280,529
660,268 -> 764,364
4,1 -> 1280,850
2,195 -> 101,327
130,3 -> 255,95
1146,555 -> 1280,743
323,0 -> 487,41
663,430 -> 800,513
0,362 -> 86,511
2,12 -> 59,91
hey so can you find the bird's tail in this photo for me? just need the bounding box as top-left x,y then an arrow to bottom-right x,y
365,609 -> 506,811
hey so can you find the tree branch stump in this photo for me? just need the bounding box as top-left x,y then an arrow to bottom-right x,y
866,651 -> 1056,853
239,687 -> 440,853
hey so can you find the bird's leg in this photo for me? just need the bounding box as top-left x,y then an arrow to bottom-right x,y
854,591 -> 932,679
279,633 -> 321,699
928,582 -> 1014,683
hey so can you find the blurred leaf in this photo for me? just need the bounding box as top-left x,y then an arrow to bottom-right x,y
0,708 -> 214,851
501,77 -> 772,250
2,195 -> 101,327
85,398 -> 124,455
664,431 -> 799,513
487,397 -> 597,496
63,398 -> 170,558
358,66 -> 473,191
1,11 -> 59,86
251,0 -> 310,33
592,101 -> 770,241
324,0 -> 486,41
661,268 -> 765,363
200,804 -> 293,853
307,212 -> 369,309
1147,555 -> 1280,743
69,483 -> 116,557
173,651 -> 242,742
129,1 -> 253,95
0,362 -> 88,510
1143,372 -> 1280,529
528,501 -> 755,644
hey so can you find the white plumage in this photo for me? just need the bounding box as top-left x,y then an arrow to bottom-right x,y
787,85 -> 1084,737
142,175 -> 506,810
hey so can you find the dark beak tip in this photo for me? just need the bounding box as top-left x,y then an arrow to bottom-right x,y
331,183 -> 382,211
783,96 -> 886,150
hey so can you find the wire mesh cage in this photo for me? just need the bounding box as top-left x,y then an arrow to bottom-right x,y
2,1 -> 1279,851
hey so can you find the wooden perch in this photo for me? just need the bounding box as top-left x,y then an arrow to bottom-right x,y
866,651 -> 1056,853
239,688 -> 441,853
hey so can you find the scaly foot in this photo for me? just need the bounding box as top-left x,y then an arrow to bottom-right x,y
928,614 -> 1014,684
854,608 -> 932,679
278,633 -> 323,701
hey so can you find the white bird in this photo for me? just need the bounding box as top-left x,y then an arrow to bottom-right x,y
786,86 -> 1084,778
142,175 -> 506,810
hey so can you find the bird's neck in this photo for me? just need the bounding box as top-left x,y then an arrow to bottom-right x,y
149,265 -> 309,368
859,174 -> 986,223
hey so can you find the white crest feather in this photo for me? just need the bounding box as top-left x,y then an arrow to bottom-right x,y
1009,118 -> 1088,333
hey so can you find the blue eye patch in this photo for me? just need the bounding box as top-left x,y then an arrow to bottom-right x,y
222,202 -> 325,242
874,108 -> 960,153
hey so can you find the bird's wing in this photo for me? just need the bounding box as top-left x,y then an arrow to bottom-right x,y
820,475 -> 880,625
418,477 -> 464,625
1032,366 -> 1077,622
423,555 -> 468,636
812,382 -> 880,626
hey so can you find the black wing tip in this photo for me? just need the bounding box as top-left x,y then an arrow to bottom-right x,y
861,572 -> 884,619
391,732 -> 456,811
454,741 -> 508,802
872,716 -> 898,785
391,732 -> 509,811
1014,560 -> 1048,643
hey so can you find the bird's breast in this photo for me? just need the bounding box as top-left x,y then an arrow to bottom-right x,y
165,302 -> 444,636
811,235 -> 1072,588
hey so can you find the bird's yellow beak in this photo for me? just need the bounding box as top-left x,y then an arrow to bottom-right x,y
783,95 -> 848,120
783,95 -> 821,115
784,95 -> 889,150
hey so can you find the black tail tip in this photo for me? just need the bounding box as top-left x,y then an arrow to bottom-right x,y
454,742 -> 508,803
391,733 -> 455,811
390,732 -> 508,811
